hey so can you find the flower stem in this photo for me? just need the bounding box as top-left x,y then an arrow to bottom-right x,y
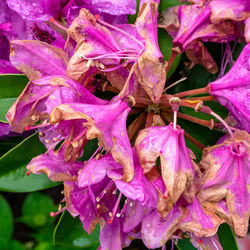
177,112 -> 215,130
145,110 -> 154,128
188,96 -> 216,102
127,112 -> 146,141
174,86 -> 210,98
184,132 -> 205,150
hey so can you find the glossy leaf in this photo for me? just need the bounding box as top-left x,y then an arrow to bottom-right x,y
218,224 -> 238,250
7,240 -> 25,250
159,0 -> 184,11
53,211 -> 100,249
0,133 -> 60,192
127,0 -> 140,24
0,74 -> 28,98
158,28 -> 182,79
0,97 -> 16,122
0,136 -> 23,157
0,194 -> 13,241
19,192 -> 57,228
177,238 -> 197,250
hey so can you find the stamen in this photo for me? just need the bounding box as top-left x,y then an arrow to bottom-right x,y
73,128 -> 87,142
96,181 -> 114,202
49,18 -> 67,31
96,16 -> 145,49
88,145 -> 102,162
50,206 -> 66,217
107,192 -> 122,224
100,60 -> 134,72
25,123 -> 49,130
164,77 -> 187,92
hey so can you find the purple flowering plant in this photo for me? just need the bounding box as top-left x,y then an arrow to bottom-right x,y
0,0 -> 249,249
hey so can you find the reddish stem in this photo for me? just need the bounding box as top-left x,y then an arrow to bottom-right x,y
174,86 -> 210,98
178,112 -> 215,130
166,50 -> 178,74
127,112 -> 146,141
145,111 -> 154,128
184,132 -> 205,150
188,96 -> 216,102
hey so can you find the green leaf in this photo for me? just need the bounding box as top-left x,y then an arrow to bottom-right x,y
217,224 -> 238,250
0,133 -> 59,192
0,74 -> 28,98
0,97 -> 16,122
7,240 -> 26,250
127,0 -> 140,24
80,139 -> 98,161
159,0 -> 183,11
158,28 -> 182,79
177,238 -> 197,250
0,136 -> 23,157
19,192 -> 57,228
54,211 -> 100,249
0,194 -> 13,241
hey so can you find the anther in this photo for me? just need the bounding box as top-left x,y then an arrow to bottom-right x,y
39,132 -> 45,137
50,206 -> 66,217
31,114 -> 39,121
86,59 -> 92,68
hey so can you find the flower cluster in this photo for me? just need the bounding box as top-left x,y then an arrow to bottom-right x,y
1,0 -> 250,249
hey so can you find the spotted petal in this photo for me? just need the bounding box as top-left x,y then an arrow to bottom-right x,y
50,98 -> 134,181
198,130 -> 250,237
135,123 -> 196,204
209,44 -> 250,132
10,40 -> 69,81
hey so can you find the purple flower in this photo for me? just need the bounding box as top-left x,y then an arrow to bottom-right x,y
66,153 -> 157,248
7,75 -> 105,133
189,233 -> 222,250
209,43 -> 250,132
6,0 -> 66,21
198,130 -> 250,237
209,0 -> 250,23
141,206 -> 184,248
50,98 -> 134,181
67,1 -> 167,102
245,17 -> 250,42
27,146 -> 82,182
134,0 -> 167,103
9,40 -> 69,81
135,123 -> 196,204
161,3 -> 241,73
179,197 -> 223,237
91,0 -> 136,16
